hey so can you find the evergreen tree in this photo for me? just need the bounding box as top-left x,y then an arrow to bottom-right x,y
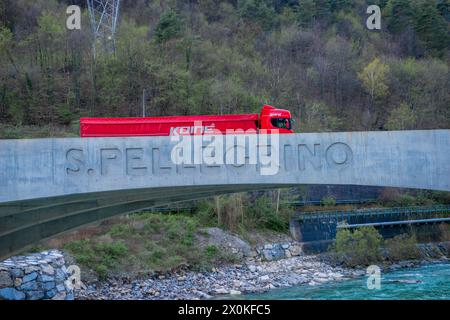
0,0 -> 5,27
436,0 -> 450,21
331,0 -> 352,12
238,0 -> 276,29
413,0 -> 449,55
384,0 -> 416,33
298,0 -> 316,27
154,10 -> 182,44
314,0 -> 333,22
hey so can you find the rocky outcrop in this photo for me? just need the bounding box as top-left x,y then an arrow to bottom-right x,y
0,250 -> 73,300
196,228 -> 304,262
196,227 -> 255,258
255,242 -> 303,261
417,241 -> 450,259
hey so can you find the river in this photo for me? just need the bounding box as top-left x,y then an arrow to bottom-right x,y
231,263 -> 450,300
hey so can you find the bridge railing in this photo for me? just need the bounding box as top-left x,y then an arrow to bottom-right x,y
285,199 -> 379,206
294,205 -> 450,224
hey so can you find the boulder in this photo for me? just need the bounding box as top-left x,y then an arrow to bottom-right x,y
196,227 -> 253,258
0,288 -> 25,300
0,271 -> 13,288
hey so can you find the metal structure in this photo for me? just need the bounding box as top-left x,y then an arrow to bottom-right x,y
87,0 -> 121,55
294,205 -> 450,222
289,205 -> 450,253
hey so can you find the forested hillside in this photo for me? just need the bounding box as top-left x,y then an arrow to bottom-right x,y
0,0 -> 449,134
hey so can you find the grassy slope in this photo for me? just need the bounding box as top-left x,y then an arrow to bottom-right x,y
60,212 -> 239,279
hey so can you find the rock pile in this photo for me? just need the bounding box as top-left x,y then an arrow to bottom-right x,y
255,242 -> 303,261
76,255 -> 363,300
0,250 -> 73,300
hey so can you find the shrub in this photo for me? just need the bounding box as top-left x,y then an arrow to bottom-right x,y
385,234 -> 420,261
56,105 -> 75,125
438,223 -> 450,242
397,194 -> 417,206
331,226 -> 383,267
321,196 -> 337,206
108,223 -> 134,237
204,245 -> 219,258
246,196 -> 290,232
0,125 -> 23,138
63,239 -> 128,280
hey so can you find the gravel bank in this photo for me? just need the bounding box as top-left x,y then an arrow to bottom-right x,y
75,255 -> 365,300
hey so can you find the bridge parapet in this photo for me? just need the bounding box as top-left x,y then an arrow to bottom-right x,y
1,130 -> 449,204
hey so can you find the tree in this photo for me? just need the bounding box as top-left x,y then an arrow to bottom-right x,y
302,101 -> 342,132
238,0 -> 276,30
314,0 -> 333,22
384,0 -> 415,34
385,102 -> 417,130
413,0 -> 449,56
387,58 -> 449,129
0,26 -> 14,66
297,0 -> 316,27
154,10 -> 182,44
0,0 -> 6,27
333,226 -> 383,266
358,58 -> 390,102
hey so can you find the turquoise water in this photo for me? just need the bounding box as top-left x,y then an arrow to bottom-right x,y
239,263 -> 450,300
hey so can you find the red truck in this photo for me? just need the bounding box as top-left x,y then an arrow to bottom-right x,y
80,105 -> 294,137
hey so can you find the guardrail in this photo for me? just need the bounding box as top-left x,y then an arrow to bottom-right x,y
337,217 -> 450,229
285,199 -> 379,206
294,205 -> 450,222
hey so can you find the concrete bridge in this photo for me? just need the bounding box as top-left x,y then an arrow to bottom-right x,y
0,130 -> 449,259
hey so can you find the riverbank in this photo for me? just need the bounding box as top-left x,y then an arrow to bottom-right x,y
74,253 -> 450,300
74,254 -> 365,300
233,261 -> 450,300
74,240 -> 450,300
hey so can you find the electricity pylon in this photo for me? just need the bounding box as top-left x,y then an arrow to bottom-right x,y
86,0 -> 121,56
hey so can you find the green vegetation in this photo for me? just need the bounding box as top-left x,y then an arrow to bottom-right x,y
61,191 -> 294,278
195,192 -> 294,235
63,240 -> 128,279
62,212 -> 239,279
0,123 -> 79,139
378,189 -> 450,207
321,196 -> 337,207
385,234 -> 421,262
330,226 -> 425,267
331,226 -> 383,266
0,0 -> 448,136
154,9 -> 182,44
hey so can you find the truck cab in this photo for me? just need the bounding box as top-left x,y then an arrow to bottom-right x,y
259,105 -> 294,134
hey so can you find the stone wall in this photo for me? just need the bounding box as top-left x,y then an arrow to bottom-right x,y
256,242 -> 303,261
0,250 -> 73,300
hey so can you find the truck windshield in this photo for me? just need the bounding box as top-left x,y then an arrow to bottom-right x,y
271,118 -> 292,130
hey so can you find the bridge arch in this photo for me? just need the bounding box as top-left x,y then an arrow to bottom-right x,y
0,130 -> 449,258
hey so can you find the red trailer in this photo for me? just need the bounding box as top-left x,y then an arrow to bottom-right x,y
80,105 -> 294,137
